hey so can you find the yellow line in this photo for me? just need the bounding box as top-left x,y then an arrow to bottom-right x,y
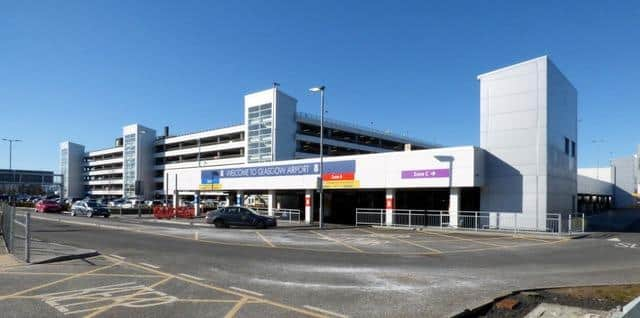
357,229 -> 442,253
224,296 -> 249,318
256,231 -> 276,248
0,260 -> 122,301
311,231 -> 364,253
84,275 -> 173,318
416,229 -> 507,247
0,272 -> 162,278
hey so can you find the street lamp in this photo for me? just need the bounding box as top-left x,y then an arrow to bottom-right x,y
1,138 -> 22,169
309,86 -> 325,229
592,139 -> 605,179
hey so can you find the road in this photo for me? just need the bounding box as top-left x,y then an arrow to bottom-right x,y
2,213 -> 640,318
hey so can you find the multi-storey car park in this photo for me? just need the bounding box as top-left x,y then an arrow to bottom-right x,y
59,56 -> 638,231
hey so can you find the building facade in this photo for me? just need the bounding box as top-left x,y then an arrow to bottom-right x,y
60,87 -> 436,201
60,56 -> 582,230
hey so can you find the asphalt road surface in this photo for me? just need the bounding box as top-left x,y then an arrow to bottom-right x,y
2,213 -> 640,318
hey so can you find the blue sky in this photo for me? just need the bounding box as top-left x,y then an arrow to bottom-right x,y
1,1 -> 639,171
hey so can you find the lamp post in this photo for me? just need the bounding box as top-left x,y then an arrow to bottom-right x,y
309,86 -> 325,229
592,139 -> 605,179
1,138 -> 22,169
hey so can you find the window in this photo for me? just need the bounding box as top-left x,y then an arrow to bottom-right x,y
246,103 -> 273,163
564,137 -> 570,155
571,141 -> 576,158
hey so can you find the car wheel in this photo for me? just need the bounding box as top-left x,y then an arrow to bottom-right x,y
213,219 -> 225,228
87,211 -> 93,218
71,211 -> 76,216
256,221 -> 266,229
104,214 -> 109,218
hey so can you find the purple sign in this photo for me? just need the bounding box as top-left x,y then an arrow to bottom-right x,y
401,169 -> 449,179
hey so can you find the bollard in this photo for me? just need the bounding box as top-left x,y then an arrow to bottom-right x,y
25,212 -> 31,263
138,206 -> 141,218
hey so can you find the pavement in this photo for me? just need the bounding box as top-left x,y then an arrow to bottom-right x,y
2,210 -> 640,317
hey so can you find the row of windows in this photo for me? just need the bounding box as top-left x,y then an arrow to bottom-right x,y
155,132 -> 243,153
297,123 -> 425,151
296,141 -> 373,156
564,137 -> 577,158
154,148 -> 244,165
84,152 -> 123,162
247,103 -> 273,163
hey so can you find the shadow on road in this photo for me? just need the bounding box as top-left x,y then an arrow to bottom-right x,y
585,209 -> 640,232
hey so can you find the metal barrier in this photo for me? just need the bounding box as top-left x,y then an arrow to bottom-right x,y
253,208 -> 302,223
355,207 -> 567,236
152,206 -> 195,219
1,203 -> 32,262
568,213 -> 585,234
354,208 -> 386,226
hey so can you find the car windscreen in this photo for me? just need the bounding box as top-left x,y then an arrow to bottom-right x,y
87,202 -> 104,208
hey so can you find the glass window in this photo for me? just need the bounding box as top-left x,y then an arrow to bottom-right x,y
247,103 -> 273,163
571,141 -> 576,158
564,137 -> 570,155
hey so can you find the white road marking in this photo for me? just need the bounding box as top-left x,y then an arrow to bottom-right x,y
608,237 -> 621,242
615,242 -> 638,249
178,273 -> 203,281
303,305 -> 349,318
139,262 -> 160,269
229,286 -> 264,297
109,254 -> 125,260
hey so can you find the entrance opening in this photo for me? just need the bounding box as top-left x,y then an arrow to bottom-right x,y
319,190 -> 385,225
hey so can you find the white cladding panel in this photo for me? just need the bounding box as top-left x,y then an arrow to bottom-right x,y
166,146 -> 482,192
577,167 -> 614,195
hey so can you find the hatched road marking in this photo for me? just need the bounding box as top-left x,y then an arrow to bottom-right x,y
139,262 -> 161,269
179,273 -> 204,281
311,231 -> 364,253
357,229 -> 442,253
229,286 -> 264,297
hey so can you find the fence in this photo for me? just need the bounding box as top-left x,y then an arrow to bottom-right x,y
355,208 -> 569,235
568,213 -> 586,234
152,206 -> 195,219
1,203 -> 32,262
253,208 -> 302,223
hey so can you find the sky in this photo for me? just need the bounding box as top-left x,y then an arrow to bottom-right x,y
1,1 -> 639,172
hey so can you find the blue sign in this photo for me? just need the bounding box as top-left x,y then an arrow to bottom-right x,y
200,160 -> 355,183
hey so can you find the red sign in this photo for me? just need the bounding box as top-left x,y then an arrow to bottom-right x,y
386,198 -> 394,209
305,196 -> 311,207
322,172 -> 355,181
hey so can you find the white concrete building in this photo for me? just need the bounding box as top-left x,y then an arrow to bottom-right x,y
60,56 -> 585,230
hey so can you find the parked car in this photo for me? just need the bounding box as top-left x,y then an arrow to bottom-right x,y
35,200 -> 63,213
205,206 -> 276,229
145,200 -> 163,207
70,201 -> 110,218
108,198 -> 126,207
120,199 -> 142,208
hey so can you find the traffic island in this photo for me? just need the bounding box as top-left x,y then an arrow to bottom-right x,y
454,284 -> 640,317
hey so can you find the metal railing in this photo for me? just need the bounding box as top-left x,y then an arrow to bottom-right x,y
355,208 -> 566,235
253,208 -> 302,223
1,203 -> 32,262
568,213 -> 586,234
355,208 -> 386,226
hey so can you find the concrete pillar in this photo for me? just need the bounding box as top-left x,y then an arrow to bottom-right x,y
194,190 -> 200,217
304,189 -> 314,224
173,190 -> 178,208
448,187 -> 461,228
385,189 -> 395,226
236,191 -> 244,206
267,190 -> 276,216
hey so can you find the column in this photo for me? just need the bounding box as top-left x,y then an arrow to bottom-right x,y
267,190 -> 276,216
385,189 -> 395,226
448,187 -> 461,228
236,191 -> 244,206
173,190 -> 178,208
304,189 -> 314,224
194,190 -> 201,217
